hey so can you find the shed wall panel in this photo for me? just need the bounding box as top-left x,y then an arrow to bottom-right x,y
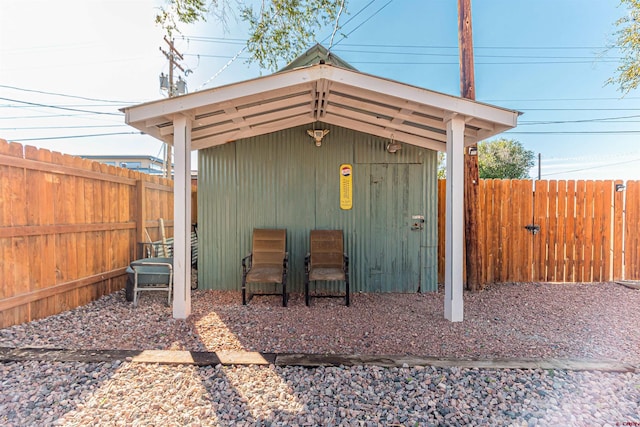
197,143 -> 237,289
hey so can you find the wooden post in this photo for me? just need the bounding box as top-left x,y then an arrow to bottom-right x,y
445,115 -> 466,322
458,0 -> 483,291
172,115 -> 192,319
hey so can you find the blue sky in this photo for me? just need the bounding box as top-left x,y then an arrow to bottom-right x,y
1,0 -> 638,180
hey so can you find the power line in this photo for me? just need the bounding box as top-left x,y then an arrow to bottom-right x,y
540,150 -> 640,162
330,48 -> 619,60
484,96 -> 640,102
0,103 -> 130,108
523,108 -> 640,111
186,52 -> 617,62
336,43 -> 612,50
349,59 -> 618,65
320,0 -> 377,46
183,37 -> 612,51
0,84 -> 136,104
0,124 -> 127,131
11,132 -> 143,142
519,114 -> 640,125
506,130 -> 640,135
541,157 -> 640,177
0,97 -> 122,116
0,113 -> 95,120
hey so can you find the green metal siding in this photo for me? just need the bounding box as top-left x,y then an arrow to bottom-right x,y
198,123 -> 438,293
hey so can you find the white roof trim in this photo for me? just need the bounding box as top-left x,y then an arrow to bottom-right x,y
123,64 -> 519,151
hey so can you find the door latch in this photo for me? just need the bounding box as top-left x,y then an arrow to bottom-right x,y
411,215 -> 425,231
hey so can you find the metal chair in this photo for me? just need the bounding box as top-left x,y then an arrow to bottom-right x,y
242,229 -> 289,307
305,230 -> 350,306
125,257 -> 173,307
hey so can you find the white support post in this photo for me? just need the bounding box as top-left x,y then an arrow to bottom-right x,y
444,115 -> 465,322
172,115 -> 192,319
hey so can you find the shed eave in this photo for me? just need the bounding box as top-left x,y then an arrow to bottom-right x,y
123,63 -> 519,151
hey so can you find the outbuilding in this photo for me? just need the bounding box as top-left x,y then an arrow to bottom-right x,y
123,45 -> 519,321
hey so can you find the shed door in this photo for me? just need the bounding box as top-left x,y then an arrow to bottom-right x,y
369,164 -> 423,292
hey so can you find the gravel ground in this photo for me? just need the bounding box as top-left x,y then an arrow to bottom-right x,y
1,281 -> 639,426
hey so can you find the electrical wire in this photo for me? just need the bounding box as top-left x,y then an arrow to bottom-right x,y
0,97 -> 122,116
0,113 -> 95,120
541,157 -> 640,177
330,48 -> 619,60
519,114 -> 640,125
320,0 -> 377,46
0,84 -> 137,104
182,37 -> 614,51
11,132 -> 143,142
0,124 -> 128,131
348,59 -> 618,65
506,130 -> 640,135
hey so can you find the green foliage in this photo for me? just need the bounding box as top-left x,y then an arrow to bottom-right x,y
242,0 -> 343,71
477,138 -> 535,179
156,0 -> 346,71
608,0 -> 640,94
437,151 -> 446,179
155,0 -> 209,37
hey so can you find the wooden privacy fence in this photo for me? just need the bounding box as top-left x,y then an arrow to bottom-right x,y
0,139 -> 195,328
438,179 -> 640,284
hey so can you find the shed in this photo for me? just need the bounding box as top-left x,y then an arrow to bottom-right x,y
123,45 -> 519,321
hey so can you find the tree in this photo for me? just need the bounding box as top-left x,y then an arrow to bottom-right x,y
608,0 -> 640,94
156,0 -> 347,71
477,138 -> 535,179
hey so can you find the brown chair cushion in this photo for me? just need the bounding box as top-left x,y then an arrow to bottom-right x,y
309,267 -> 345,281
246,264 -> 284,283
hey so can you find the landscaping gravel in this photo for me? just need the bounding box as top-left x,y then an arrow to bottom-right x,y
1,281 -> 639,426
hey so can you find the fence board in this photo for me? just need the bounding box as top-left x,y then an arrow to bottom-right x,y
626,181 -> 639,279
533,180 -> 548,281
519,180 -> 534,282
584,181 -> 595,281
547,180 -> 558,281
554,180 -> 568,282
479,179 -> 491,283
595,181 -> 611,281
509,180 -> 521,281
573,181 -> 585,281
565,181 -> 576,282
613,180 -> 624,279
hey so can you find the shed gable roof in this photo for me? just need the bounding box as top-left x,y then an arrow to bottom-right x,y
123,63 -> 519,152
279,43 -> 357,72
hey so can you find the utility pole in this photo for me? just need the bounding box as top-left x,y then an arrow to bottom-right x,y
458,0 -> 483,291
159,36 -> 187,179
